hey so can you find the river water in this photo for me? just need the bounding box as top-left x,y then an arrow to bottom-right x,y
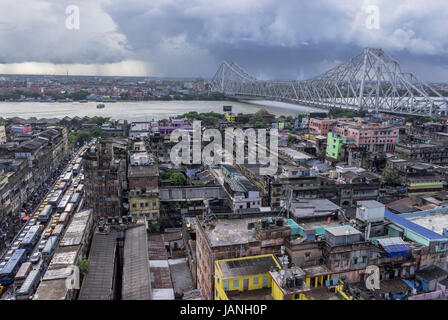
0,100 -> 322,121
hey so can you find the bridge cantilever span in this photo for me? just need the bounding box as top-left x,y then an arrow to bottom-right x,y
209,48 -> 448,117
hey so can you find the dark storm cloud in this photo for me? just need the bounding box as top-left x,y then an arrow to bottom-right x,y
1,0 -> 448,80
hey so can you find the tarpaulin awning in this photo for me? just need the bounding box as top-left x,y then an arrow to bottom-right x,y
377,237 -> 410,258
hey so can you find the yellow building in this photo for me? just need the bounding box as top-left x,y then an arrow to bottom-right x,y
270,267 -> 310,300
214,254 -> 282,300
129,192 -> 160,221
225,112 -> 236,123
128,165 -> 160,222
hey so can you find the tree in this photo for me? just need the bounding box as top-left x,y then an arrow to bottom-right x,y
288,135 -> 298,145
170,172 -> 187,186
77,257 -> 89,277
382,168 -> 402,186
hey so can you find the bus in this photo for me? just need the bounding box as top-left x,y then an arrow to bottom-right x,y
69,192 -> 80,206
41,236 -> 58,259
14,262 -> 32,286
38,205 -> 53,223
73,163 -> 81,175
57,181 -> 67,192
20,225 -> 41,253
62,172 -> 73,183
0,249 -> 27,285
65,203 -> 75,215
52,224 -> 64,238
58,212 -> 69,226
16,269 -> 41,300
76,184 -> 84,194
57,194 -> 72,213
49,190 -> 63,205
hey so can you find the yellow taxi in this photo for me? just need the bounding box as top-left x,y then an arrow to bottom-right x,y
44,229 -> 52,238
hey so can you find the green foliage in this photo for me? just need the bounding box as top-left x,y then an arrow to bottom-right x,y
162,168 -> 187,186
147,220 -> 156,234
0,90 -> 40,101
328,107 -> 368,118
87,116 -> 110,126
170,172 -> 187,185
68,127 -> 106,147
382,168 -> 402,186
248,114 -> 268,128
50,90 -> 89,101
77,257 -> 89,277
288,135 -> 298,145
177,111 -> 224,126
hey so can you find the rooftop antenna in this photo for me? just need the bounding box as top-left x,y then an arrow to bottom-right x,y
278,186 -> 293,219
202,199 -> 217,224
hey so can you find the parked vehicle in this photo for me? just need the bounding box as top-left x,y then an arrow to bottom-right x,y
30,252 -> 41,264
38,240 -> 47,251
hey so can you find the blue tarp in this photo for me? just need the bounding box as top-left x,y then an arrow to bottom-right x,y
382,244 -> 409,258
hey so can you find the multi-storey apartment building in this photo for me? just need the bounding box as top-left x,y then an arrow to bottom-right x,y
83,138 -> 127,217
332,119 -> 399,153
128,165 -> 160,222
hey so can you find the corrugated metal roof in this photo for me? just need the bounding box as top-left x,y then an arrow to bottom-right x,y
385,209 -> 448,241
122,225 -> 151,300
78,231 -> 117,300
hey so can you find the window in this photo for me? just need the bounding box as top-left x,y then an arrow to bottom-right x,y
233,280 -> 239,288
362,256 -> 367,263
353,257 -> 358,265
253,277 -> 259,285
304,252 -> 311,262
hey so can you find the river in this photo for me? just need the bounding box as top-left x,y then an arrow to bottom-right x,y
0,100 -> 322,121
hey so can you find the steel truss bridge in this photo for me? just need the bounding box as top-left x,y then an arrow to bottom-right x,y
209,48 -> 448,117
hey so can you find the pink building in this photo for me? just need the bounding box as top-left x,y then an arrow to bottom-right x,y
308,118 -> 337,136
332,119 -> 398,152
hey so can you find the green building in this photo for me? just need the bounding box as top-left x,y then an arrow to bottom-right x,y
326,132 -> 355,161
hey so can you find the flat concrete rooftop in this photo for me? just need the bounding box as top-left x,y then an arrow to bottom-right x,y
408,212 -> 448,236
203,217 -> 260,247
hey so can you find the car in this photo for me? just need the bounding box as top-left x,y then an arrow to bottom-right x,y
11,243 -> 19,251
29,219 -> 36,226
73,182 -> 79,188
16,238 -> 24,245
23,226 -> 31,232
0,261 -> 7,270
4,250 -> 14,261
30,252 -> 41,264
38,240 -> 47,250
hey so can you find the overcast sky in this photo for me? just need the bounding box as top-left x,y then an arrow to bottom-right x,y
0,0 -> 448,81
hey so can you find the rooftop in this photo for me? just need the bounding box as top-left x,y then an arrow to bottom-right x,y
325,225 -> 362,237
78,231 -> 117,300
122,225 -> 151,300
128,165 -> 159,177
202,217 -> 261,247
216,255 -> 280,280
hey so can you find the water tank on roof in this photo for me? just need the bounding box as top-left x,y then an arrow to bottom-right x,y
261,220 -> 268,229
277,219 -> 284,227
295,275 -> 304,287
287,277 -> 295,289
